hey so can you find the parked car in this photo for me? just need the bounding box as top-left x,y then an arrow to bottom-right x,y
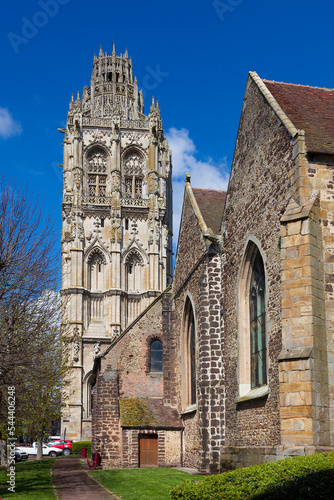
16,442 -> 62,457
15,449 -> 29,462
47,440 -> 72,456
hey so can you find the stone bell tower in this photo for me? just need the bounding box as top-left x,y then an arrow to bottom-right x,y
60,44 -> 173,440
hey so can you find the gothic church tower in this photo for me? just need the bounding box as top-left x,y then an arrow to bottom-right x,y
60,45 -> 172,440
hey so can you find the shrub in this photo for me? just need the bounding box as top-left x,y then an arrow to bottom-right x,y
72,440 -> 92,456
169,452 -> 334,499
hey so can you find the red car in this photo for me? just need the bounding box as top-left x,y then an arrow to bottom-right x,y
47,440 -> 72,455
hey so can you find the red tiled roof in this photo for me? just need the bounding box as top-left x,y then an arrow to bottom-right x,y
264,80 -> 334,155
192,188 -> 226,234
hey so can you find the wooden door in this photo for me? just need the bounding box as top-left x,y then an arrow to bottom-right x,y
139,435 -> 158,468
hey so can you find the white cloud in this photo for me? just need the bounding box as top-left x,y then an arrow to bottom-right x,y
0,107 -> 22,139
166,127 -> 230,248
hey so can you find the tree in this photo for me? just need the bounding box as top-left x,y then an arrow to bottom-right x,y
0,177 -> 69,464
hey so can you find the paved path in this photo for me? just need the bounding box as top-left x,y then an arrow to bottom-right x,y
53,457 -> 120,500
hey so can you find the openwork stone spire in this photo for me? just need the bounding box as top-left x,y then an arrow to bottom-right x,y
81,44 -> 144,120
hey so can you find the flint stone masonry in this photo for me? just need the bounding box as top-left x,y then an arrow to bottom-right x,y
221,77 -> 292,451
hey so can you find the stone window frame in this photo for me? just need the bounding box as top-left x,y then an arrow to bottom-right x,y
180,293 -> 197,413
124,249 -> 144,293
143,334 -> 163,376
236,237 -> 269,403
86,247 -> 107,291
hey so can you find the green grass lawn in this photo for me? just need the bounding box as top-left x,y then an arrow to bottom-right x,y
90,467 -> 207,500
0,459 -> 56,500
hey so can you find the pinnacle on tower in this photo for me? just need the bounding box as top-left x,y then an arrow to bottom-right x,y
112,42 -> 116,55
99,46 -> 103,58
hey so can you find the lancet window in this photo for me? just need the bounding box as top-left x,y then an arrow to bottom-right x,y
181,297 -> 197,409
125,250 -> 143,292
87,248 -> 106,291
238,241 -> 268,399
249,250 -> 267,388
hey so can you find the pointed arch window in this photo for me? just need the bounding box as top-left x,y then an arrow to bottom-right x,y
250,251 -> 267,388
86,376 -> 96,417
238,242 -> 268,401
150,340 -> 163,373
181,297 -> 197,410
125,250 -> 143,292
87,249 -> 106,291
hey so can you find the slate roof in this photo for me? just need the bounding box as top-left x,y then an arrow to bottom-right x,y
192,188 -> 226,234
119,397 -> 182,429
263,80 -> 334,155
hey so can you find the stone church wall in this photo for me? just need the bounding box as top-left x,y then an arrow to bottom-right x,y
221,78 -> 295,452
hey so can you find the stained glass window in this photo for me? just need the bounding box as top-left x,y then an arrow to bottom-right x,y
249,251 -> 267,388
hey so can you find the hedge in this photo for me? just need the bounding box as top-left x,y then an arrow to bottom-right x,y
169,452 -> 334,499
71,440 -> 92,456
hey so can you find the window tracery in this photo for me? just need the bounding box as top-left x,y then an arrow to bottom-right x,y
86,147 -> 108,197
122,149 -> 145,198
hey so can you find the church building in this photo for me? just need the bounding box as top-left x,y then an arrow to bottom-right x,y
61,47 -> 334,472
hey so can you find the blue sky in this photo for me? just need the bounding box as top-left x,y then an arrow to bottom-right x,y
1,0 -> 334,264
